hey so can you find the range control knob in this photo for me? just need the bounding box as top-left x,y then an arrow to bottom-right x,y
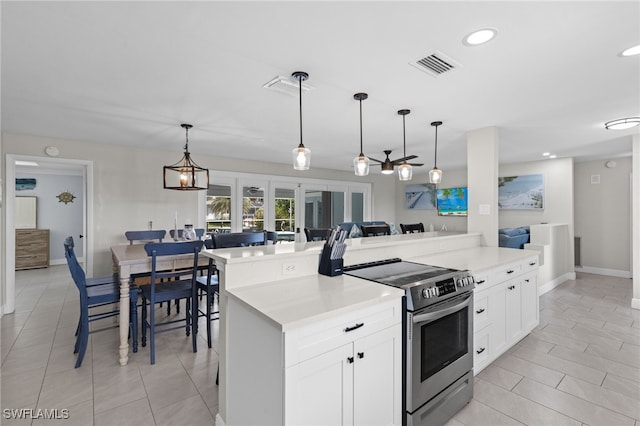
422,288 -> 430,298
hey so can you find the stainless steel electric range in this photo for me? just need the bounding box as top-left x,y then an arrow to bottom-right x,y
344,258 -> 476,426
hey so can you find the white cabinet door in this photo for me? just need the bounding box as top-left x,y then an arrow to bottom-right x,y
285,343 -> 354,426
489,283 -> 507,355
505,280 -> 524,343
353,324 -> 402,426
521,274 -> 539,333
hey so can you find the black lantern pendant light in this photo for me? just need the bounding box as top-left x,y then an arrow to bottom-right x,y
353,93 -> 370,176
397,109 -> 413,181
163,124 -> 209,190
429,121 -> 443,184
291,71 -> 311,170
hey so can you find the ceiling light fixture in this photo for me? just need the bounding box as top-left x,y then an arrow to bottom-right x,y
621,44 -> 640,57
353,93 -> 370,176
604,117 -> 640,130
398,109 -> 413,181
463,28 -> 498,46
163,124 -> 209,191
291,71 -> 311,170
542,152 -> 551,156
429,121 -> 443,184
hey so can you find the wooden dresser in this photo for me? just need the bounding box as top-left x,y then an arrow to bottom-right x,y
15,229 -> 50,270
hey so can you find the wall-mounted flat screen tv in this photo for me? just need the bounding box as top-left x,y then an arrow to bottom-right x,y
436,187 -> 468,216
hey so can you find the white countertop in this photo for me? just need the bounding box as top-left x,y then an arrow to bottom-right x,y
409,246 -> 539,272
226,273 -> 404,331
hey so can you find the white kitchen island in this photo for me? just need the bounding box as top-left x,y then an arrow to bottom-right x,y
202,231 -> 538,426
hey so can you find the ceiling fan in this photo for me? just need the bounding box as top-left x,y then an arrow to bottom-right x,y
369,110 -> 423,175
369,150 -> 423,174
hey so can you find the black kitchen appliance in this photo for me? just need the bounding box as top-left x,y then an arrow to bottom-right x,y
344,258 -> 475,426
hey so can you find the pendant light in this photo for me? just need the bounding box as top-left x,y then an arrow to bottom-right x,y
429,121 -> 443,184
397,109 -> 413,181
291,71 -> 311,170
163,124 -> 209,191
353,92 -> 370,176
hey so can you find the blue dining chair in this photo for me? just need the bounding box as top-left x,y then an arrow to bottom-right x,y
169,228 -> 205,240
64,236 -> 139,368
141,240 -> 204,365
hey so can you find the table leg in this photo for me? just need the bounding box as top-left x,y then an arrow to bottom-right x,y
119,275 -> 130,366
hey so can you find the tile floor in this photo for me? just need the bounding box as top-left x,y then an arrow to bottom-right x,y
2,267 -> 639,426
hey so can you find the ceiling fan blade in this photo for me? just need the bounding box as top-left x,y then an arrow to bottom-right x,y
408,162 -> 424,166
392,155 -> 418,164
368,157 -> 384,163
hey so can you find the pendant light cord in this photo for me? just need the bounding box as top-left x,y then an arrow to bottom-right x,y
402,115 -> 407,157
359,99 -> 364,155
434,124 -> 438,167
298,75 -> 303,148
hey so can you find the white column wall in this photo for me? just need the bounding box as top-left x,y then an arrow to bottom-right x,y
467,127 -> 499,247
632,134 -> 639,310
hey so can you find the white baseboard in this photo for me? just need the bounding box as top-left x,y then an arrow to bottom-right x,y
215,413 -> 226,426
539,273 -> 574,295
632,298 -> 640,310
575,266 -> 632,279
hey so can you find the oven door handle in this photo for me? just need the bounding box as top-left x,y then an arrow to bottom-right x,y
412,295 -> 472,324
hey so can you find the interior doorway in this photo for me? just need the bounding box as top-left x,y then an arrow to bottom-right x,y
3,155 -> 93,315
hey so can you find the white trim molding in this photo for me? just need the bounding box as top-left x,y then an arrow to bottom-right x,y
574,266 -> 632,279
538,272 -> 575,295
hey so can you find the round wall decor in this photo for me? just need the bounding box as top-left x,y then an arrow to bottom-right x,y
56,190 -> 76,204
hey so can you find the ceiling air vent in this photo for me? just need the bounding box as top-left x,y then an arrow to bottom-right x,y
410,51 -> 461,77
263,75 -> 313,97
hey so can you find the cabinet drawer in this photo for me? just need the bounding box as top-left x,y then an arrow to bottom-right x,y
490,262 -> 522,283
522,256 -> 539,274
473,294 -> 490,331
473,326 -> 491,372
472,271 -> 490,289
284,298 -> 401,367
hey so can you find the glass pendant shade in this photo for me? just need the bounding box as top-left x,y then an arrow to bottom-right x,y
292,71 -> 310,170
164,124 -> 209,191
429,167 -> 442,184
292,143 -> 311,170
398,163 -> 413,181
353,153 -> 370,176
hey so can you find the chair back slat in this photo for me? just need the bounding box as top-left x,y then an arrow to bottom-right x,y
304,227 -> 332,241
144,241 -> 204,287
125,230 -> 166,245
400,223 -> 425,234
169,228 -> 206,239
64,236 -> 88,298
211,232 -> 267,249
361,224 -> 391,237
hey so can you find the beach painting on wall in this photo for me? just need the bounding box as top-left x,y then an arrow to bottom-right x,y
498,174 -> 544,209
405,183 -> 437,210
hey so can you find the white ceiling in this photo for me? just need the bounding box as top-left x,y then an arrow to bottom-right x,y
2,1 -> 639,174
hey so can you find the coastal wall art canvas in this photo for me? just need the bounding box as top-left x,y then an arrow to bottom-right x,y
16,178 -> 36,191
498,174 -> 544,209
405,183 -> 437,210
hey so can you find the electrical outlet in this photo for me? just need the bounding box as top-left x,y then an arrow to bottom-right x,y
282,263 -> 297,275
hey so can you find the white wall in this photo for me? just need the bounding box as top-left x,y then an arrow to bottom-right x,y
3,132 -> 397,277
574,157 -> 632,276
16,171 -> 84,262
394,167 -> 468,232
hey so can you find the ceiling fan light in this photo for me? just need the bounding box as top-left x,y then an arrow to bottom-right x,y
604,117 -> 640,130
292,143 -> 311,170
353,153 -> 370,176
398,163 -> 412,181
429,167 -> 442,184
381,162 -> 394,175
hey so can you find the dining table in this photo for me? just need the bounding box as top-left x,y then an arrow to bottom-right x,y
110,243 -> 209,366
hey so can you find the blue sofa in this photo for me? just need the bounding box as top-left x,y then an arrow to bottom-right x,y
498,226 -> 530,249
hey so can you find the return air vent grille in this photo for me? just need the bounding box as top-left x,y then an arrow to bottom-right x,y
410,51 -> 461,77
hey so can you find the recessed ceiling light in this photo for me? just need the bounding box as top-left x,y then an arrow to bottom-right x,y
604,117 -> 640,130
463,28 -> 498,46
549,155 -> 557,159
542,152 -> 550,157
621,44 -> 640,57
